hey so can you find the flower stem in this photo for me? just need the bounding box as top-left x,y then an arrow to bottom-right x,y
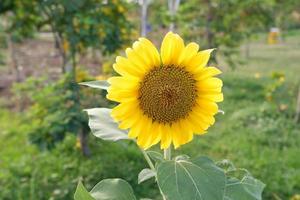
141,149 -> 155,171
164,147 -> 171,160
162,147 -> 172,200
141,149 -> 168,200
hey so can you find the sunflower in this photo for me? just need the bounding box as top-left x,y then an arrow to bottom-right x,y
107,32 -> 223,150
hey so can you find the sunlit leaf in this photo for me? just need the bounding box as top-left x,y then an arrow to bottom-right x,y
79,81 -> 109,90
85,108 -> 129,141
138,168 -> 156,184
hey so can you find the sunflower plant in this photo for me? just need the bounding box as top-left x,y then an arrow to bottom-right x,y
75,32 -> 265,200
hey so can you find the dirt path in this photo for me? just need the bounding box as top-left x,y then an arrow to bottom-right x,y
0,33 -> 102,108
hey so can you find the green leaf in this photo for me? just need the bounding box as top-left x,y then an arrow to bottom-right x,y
138,168 -> 156,184
224,175 -> 265,200
90,179 -> 136,200
79,81 -> 109,90
85,108 -> 129,141
156,156 -> 226,200
146,151 -> 164,163
74,181 -> 95,200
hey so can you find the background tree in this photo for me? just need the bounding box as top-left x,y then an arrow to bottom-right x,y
0,0 -> 132,155
177,0 -> 273,68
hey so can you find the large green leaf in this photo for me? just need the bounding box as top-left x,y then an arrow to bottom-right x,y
85,108 -> 129,141
74,179 -> 136,200
156,156 -> 226,200
74,181 -> 95,200
90,179 -> 136,200
79,81 -> 109,90
224,175 -> 265,200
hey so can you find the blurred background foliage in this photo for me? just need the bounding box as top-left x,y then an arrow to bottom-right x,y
0,0 -> 300,199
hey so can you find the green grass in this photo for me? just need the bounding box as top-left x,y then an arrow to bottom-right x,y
1,30 -> 300,200
230,30 -> 300,81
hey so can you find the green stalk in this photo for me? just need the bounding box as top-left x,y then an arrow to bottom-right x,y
141,149 -> 155,171
162,147 -> 172,200
164,147 -> 171,160
140,148 -> 170,200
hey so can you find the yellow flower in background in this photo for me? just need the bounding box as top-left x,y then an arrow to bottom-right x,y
107,32 -> 223,149
95,74 -> 111,81
291,194 -> 300,200
279,76 -> 285,83
63,40 -> 69,53
254,73 -> 261,79
76,68 -> 91,83
279,104 -> 288,111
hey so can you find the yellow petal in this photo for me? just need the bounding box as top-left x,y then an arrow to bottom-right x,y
132,41 -> 152,67
195,67 -> 222,81
181,117 -> 202,134
136,117 -> 153,149
188,112 -> 210,131
198,93 -> 224,102
172,34 -> 185,65
114,56 -> 144,77
179,120 -> 194,146
161,32 -> 185,66
128,125 -> 140,139
160,32 -> 175,66
194,130 -> 207,135
180,118 -> 195,134
139,37 -> 161,67
195,100 -> 218,115
118,109 -> 142,130
148,122 -> 162,147
192,109 -> 215,125
179,42 -> 199,66
196,77 -> 223,90
171,121 -> 192,149
111,101 -> 139,121
140,121 -> 161,150
107,88 -> 138,102
170,123 -> 181,149
185,49 -> 215,73
126,48 -> 151,73
108,76 -> 140,90
128,114 -> 148,139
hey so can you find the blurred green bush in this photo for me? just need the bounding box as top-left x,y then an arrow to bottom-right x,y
11,73 -> 109,150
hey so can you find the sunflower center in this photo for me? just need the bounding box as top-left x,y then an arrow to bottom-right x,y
138,66 -> 197,124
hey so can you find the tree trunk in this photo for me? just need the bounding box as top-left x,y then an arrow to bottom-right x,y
140,0 -> 148,37
77,128 -> 91,157
53,32 -> 67,73
168,0 -> 180,32
7,34 -> 21,82
205,0 -> 214,49
40,3 -> 67,73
